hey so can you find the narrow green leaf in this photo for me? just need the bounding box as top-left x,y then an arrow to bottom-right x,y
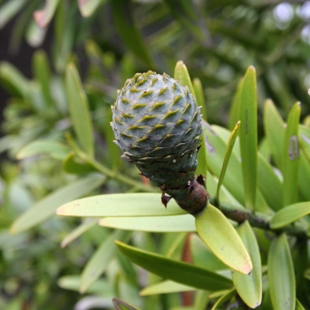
0,0 -> 26,29
174,61 -> 195,97
58,275 -> 112,295
140,280 -> 195,296
10,174 -> 105,234
194,290 -> 209,310
282,102 -> 301,206
110,0 -> 154,68
56,193 -> 186,217
195,204 -> 252,274
0,61 -> 29,97
116,241 -> 233,291
270,201 -> 310,229
257,152 -> 283,212
16,140 -> 70,160
61,218 -> 98,248
190,233 -> 227,271
78,0 -> 106,17
193,78 -> 207,120
196,129 -> 208,178
204,123 -> 244,204
216,121 -> 240,204
211,289 -> 236,310
299,125 -> 310,161
268,233 -> 296,310
33,0 -> 60,28
263,99 -> 285,169
239,66 -> 257,210
228,78 -> 242,131
99,214 -> 195,232
113,298 -> 140,310
80,230 -> 130,293
296,299 -> 306,310
232,221 -> 262,308
32,50 -> 53,106
65,63 -> 94,157
299,152 -> 310,201
206,125 -> 270,213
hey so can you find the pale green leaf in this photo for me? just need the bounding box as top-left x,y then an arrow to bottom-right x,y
61,218 -> 98,248
10,174 -> 105,234
80,230 -> 131,293
25,19 -> 46,47
32,50 -> 53,106
78,0 -> 107,17
270,201 -> 310,229
140,280 -> 195,296
17,140 -> 70,160
268,233 -> 296,310
190,233 -> 227,271
57,193 -> 186,217
204,123 -> 244,205
0,0 -> 26,29
99,214 -> 195,232
298,152 -> 310,201
239,66 -> 257,210
193,78 -> 207,120
216,121 -> 240,204
257,152 -> 283,212
174,61 -> 195,96
228,78 -> 242,131
195,204 -> 252,274
232,221 -> 262,308
282,102 -> 301,206
263,99 -> 285,169
116,241 -> 233,291
299,125 -> 310,161
58,275 -> 112,295
65,63 -> 94,157
196,129 -> 208,178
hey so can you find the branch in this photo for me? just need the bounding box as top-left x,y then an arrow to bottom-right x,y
210,197 -> 308,238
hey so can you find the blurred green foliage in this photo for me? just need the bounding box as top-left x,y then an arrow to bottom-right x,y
1,0 -> 310,309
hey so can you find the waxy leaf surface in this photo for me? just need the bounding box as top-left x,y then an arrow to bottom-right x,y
195,204 -> 252,274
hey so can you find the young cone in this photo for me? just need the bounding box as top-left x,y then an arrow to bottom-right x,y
111,71 -> 208,214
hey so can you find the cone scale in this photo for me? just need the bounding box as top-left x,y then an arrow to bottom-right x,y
111,71 -> 208,214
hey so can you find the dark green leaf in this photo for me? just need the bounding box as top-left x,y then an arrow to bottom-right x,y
65,63 -> 94,157
282,102 -> 301,206
116,241 -> 233,291
268,233 -> 296,310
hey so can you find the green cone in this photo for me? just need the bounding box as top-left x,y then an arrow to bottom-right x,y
111,71 -> 208,214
